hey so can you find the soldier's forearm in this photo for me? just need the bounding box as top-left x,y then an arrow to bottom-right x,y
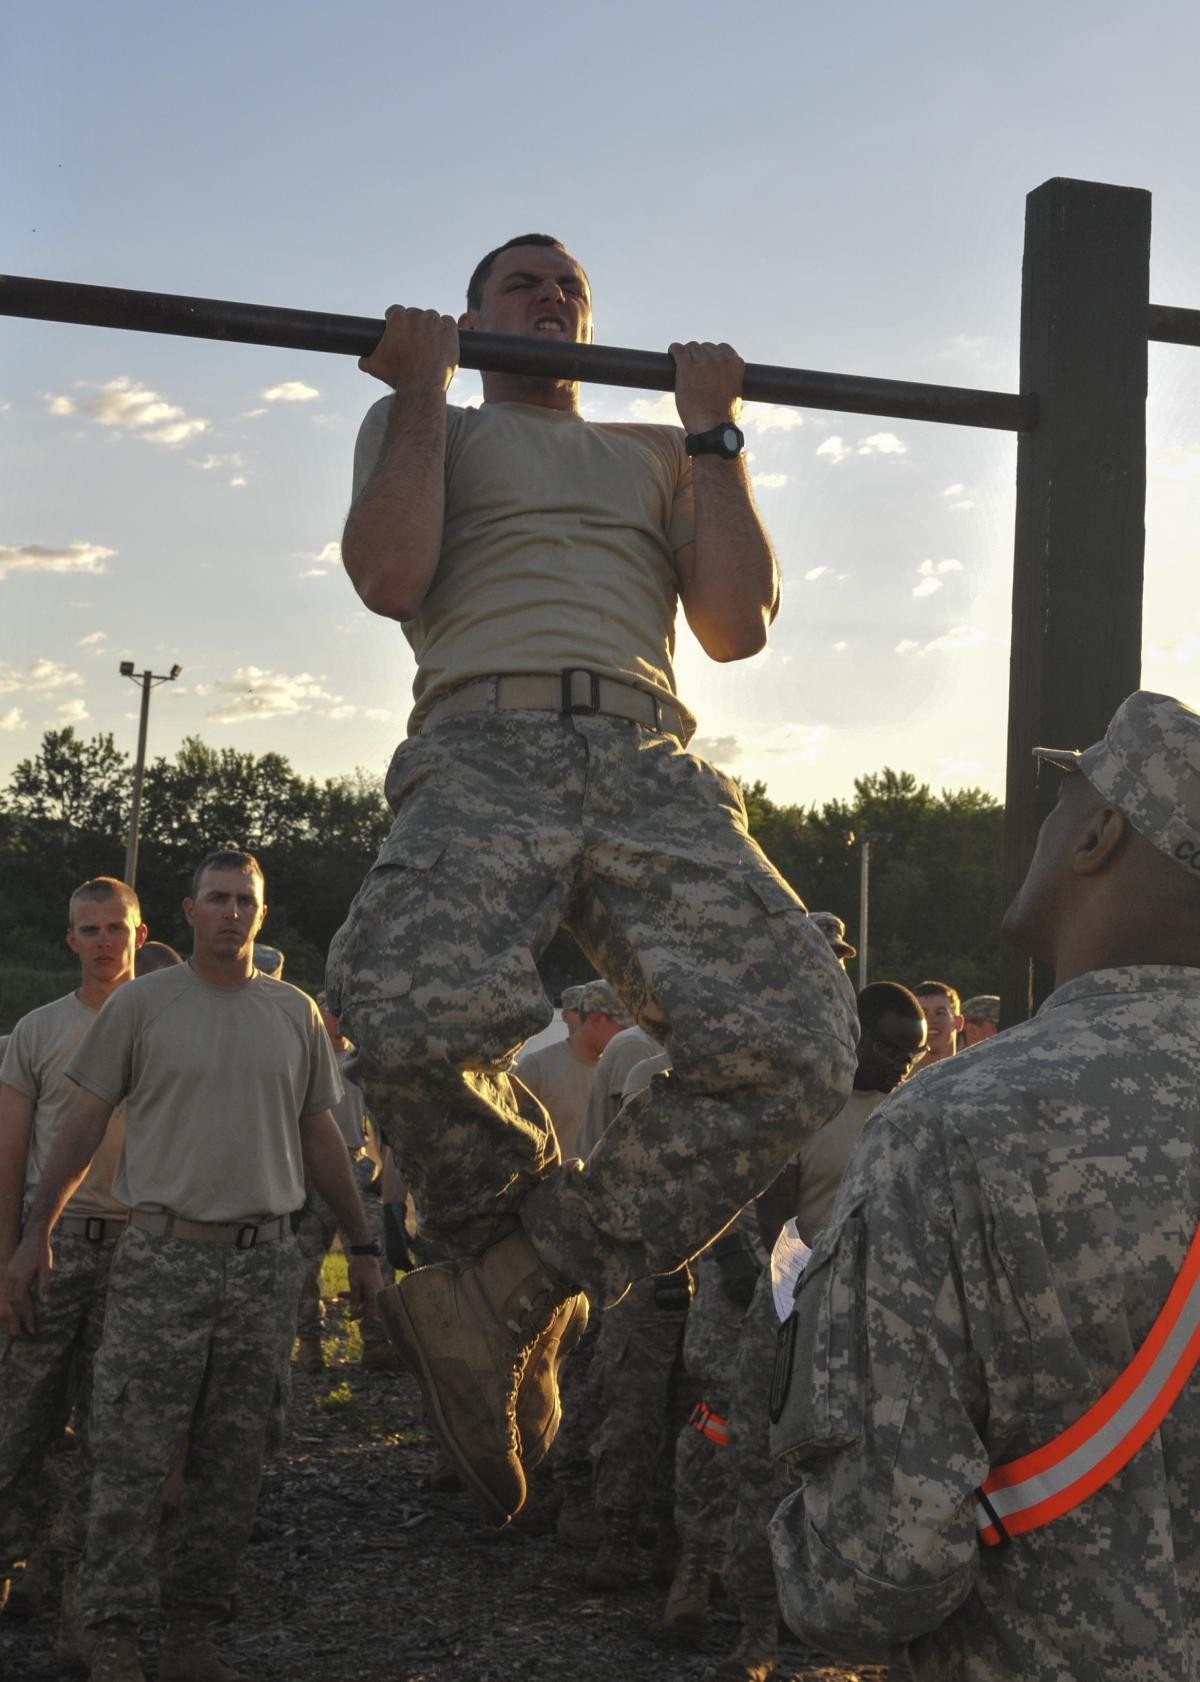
300,1110 -> 372,1248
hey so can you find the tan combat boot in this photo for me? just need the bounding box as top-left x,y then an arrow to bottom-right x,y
517,1291 -> 588,1470
57,1563 -> 95,1670
159,1611 -> 244,1682
710,1603 -> 779,1682
293,1336 -> 324,1373
89,1619 -> 146,1682
583,1510 -> 643,1591
661,1530 -> 716,1644
376,1228 -> 569,1524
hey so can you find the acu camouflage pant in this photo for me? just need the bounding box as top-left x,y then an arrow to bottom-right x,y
0,1228 -> 118,1570
75,1226 -> 301,1627
327,712 -> 857,1307
724,1265 -> 790,1615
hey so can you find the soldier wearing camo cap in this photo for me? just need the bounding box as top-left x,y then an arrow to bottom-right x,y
960,993 -> 1000,1046
326,233 -> 857,1526
768,691 -> 1200,1681
807,912 -> 855,965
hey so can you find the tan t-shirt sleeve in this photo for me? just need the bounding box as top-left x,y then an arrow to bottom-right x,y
301,1005 -> 344,1119
0,1019 -> 39,1098
351,395 -> 395,504
65,985 -> 137,1107
668,450 -> 695,553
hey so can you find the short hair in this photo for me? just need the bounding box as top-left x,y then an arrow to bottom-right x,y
915,979 -> 962,1015
135,940 -> 182,976
69,876 -> 141,928
466,233 -> 582,312
253,942 -> 285,978
190,849 -> 265,901
858,982 -> 925,1035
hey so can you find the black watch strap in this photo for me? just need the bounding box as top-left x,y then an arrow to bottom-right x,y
685,421 -> 745,459
347,1241 -> 382,1257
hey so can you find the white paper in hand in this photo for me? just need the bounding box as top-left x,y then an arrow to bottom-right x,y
770,1218 -> 813,1322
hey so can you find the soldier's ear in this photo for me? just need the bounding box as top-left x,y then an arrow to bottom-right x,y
1073,806 -> 1127,876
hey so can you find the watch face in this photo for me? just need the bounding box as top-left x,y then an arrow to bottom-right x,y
721,426 -> 741,454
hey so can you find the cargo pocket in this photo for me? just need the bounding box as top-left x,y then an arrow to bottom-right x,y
769,1214 -> 866,1469
329,832 -> 447,1005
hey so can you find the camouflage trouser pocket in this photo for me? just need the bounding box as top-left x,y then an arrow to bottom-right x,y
327,832 -> 447,1010
769,1214 -> 865,1466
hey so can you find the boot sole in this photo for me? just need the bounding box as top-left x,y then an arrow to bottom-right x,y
376,1285 -> 519,1528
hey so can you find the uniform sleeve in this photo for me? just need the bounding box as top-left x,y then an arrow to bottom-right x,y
300,1005 -> 344,1119
350,396 -> 393,503
767,1113 -> 990,1659
668,442 -> 694,554
65,988 -> 137,1106
0,1016 -> 38,1099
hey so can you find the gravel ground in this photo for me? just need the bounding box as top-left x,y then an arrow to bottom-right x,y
1,1303 -> 907,1682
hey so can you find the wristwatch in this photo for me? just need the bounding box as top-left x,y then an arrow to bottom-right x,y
685,421 -> 745,459
347,1241 -> 382,1257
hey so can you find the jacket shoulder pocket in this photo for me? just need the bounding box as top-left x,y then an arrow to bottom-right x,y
769,1214 -> 865,1468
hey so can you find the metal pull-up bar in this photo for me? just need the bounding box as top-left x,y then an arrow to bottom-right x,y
0,272 -> 1035,433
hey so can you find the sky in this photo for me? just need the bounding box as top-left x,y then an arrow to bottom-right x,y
3,0 -> 1200,811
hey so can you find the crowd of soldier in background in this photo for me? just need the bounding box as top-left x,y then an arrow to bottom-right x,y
0,864 -> 999,1682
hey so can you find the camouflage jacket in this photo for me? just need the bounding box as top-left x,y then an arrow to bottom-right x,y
769,966 -> 1200,1681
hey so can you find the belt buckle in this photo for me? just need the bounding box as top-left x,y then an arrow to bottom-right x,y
236,1224 -> 259,1250
561,669 -> 601,715
84,1217 -> 106,1243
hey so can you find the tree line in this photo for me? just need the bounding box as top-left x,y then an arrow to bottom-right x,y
0,729 -> 1005,1024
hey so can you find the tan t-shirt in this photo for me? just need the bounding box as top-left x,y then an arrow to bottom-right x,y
575,1025 -> 661,1160
515,1036 -> 599,1160
352,399 -> 696,736
0,991 -> 127,1218
792,1087 -> 884,1244
66,965 -> 342,1221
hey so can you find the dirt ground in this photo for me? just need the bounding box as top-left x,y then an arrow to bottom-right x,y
1,1302 -> 906,1682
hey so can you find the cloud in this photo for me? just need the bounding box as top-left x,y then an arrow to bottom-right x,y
193,452 -> 244,473
896,624 -> 1002,658
206,666 -> 347,724
918,558 -> 963,576
816,436 -> 849,464
0,657 -> 83,696
229,476 -> 247,488
302,540 -> 343,577
322,703 -> 357,721
261,380 -> 319,403
690,734 -> 742,764
0,541 -> 115,581
912,577 -> 943,598
942,483 -> 965,497
832,641 -> 848,654
363,707 -> 391,722
0,706 -> 25,732
56,699 -> 89,725
78,631 -> 106,647
45,377 -> 207,446
803,566 -> 830,582
857,432 -> 907,456
627,394 -> 679,425
741,402 -> 803,434
751,472 -> 788,490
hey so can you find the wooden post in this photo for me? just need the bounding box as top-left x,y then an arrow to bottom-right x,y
1001,178 -> 1151,1025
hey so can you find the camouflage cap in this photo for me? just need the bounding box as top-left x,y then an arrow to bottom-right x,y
1034,690 -> 1200,877
961,993 -> 1000,1025
576,980 -> 634,1024
253,942 -> 285,977
560,984 -> 588,1011
809,911 -> 856,961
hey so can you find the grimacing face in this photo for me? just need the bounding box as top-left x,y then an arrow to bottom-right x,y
464,245 -> 593,346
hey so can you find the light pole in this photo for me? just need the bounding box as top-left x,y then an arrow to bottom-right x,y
855,830 -> 893,990
119,660 -> 181,888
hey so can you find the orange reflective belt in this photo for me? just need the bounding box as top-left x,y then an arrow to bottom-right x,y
976,1220 -> 1200,1547
689,1401 -> 729,1448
